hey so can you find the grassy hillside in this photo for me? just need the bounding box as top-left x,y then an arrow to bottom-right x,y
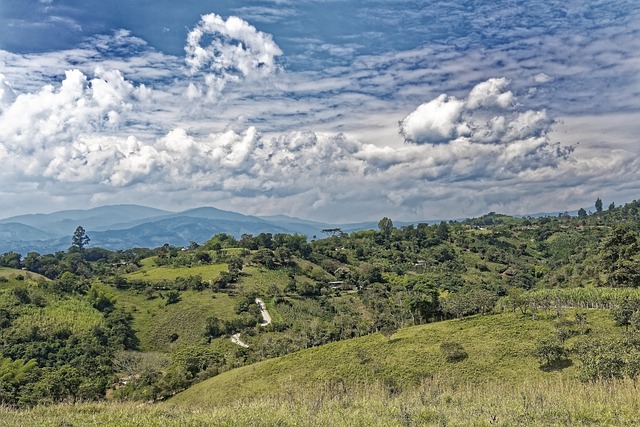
168,309 -> 614,406
122,257 -> 228,283
2,310 -> 639,426
0,267 -> 49,288
2,379 -> 639,426
97,284 -> 238,351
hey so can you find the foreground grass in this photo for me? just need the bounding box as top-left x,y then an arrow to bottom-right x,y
2,377 -> 639,426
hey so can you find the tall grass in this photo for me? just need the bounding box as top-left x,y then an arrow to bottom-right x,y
2,376 -> 639,426
499,287 -> 640,311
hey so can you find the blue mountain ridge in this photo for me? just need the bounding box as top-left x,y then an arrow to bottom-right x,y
0,204 -> 406,254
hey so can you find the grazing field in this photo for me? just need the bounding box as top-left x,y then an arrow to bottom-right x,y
123,257 -> 228,283
96,284 -> 238,351
0,267 -> 49,288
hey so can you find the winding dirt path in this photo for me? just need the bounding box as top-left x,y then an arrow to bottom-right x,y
231,333 -> 249,348
230,298 -> 273,348
255,298 -> 272,326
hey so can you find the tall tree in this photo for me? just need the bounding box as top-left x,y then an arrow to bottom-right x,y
437,221 -> 450,241
71,226 -> 90,251
600,226 -> 640,287
377,217 -> 394,238
595,198 -> 603,213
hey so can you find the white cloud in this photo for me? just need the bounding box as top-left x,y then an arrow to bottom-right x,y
398,94 -> 465,143
185,13 -> 283,100
466,77 -> 514,109
0,69 -> 148,154
399,78 -> 554,149
533,73 -> 553,84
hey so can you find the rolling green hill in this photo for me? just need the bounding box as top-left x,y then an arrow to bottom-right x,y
2,309 -> 639,427
167,309 -> 614,406
0,267 -> 49,287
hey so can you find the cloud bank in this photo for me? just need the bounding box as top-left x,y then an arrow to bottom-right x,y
1,4 -> 640,222
0,64 -> 627,222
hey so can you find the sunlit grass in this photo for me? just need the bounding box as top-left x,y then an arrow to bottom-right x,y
110,289 -> 237,351
123,260 -> 228,283
172,310 -> 616,406
12,298 -> 104,335
2,376 -> 640,426
0,267 -> 49,289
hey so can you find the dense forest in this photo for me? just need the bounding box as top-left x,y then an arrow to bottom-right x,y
2,198 -> 640,406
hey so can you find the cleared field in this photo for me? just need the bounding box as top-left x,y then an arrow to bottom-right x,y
123,259 -> 228,283
95,283 -> 237,351
0,267 -> 49,288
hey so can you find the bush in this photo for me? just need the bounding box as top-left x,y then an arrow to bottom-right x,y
165,291 -> 181,305
440,341 -> 468,363
533,338 -> 567,368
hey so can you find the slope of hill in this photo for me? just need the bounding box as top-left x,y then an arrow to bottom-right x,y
0,223 -> 56,242
3,309 -> 633,427
87,217 -> 291,250
168,310 -> 615,407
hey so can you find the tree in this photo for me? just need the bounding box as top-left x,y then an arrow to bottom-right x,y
378,217 -> 394,238
609,202 -> 616,211
204,316 -> 223,340
595,198 -> 603,213
600,227 -> 640,287
533,338 -> 567,368
71,226 -> 90,251
0,252 -> 21,269
577,208 -> 587,217
612,298 -> 640,330
436,221 -> 450,241
574,337 -> 626,381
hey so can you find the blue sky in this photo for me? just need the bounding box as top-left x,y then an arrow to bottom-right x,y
0,1 -> 639,222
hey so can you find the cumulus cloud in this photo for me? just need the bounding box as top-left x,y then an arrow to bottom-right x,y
0,72 -> 569,197
399,78 -> 554,148
466,77 -> 514,109
398,94 -> 465,143
0,68 -> 148,155
185,13 -> 283,100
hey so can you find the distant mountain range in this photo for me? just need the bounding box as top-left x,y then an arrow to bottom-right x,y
0,204 -> 434,254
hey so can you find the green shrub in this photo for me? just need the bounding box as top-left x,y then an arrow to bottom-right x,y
440,341 -> 468,363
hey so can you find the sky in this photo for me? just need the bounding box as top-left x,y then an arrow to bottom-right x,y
1,0 -> 639,223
